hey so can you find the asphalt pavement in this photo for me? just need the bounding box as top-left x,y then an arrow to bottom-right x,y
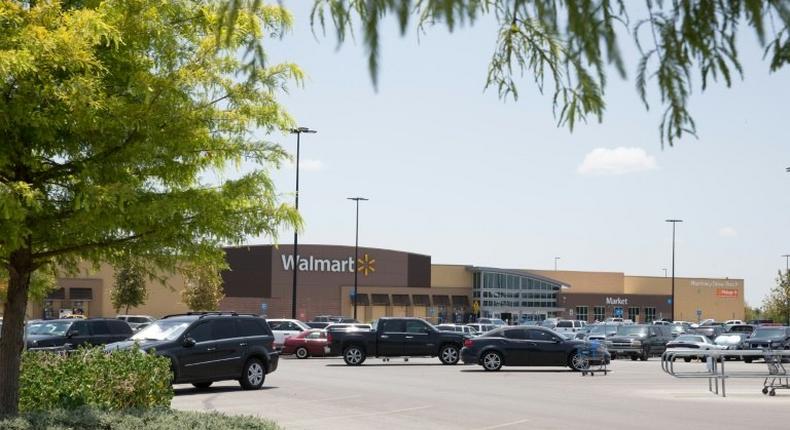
171,356 -> 790,429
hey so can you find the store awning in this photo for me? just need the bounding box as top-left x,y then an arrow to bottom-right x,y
392,294 -> 411,306
352,293 -> 370,306
69,288 -> 93,300
452,296 -> 470,307
371,294 -> 391,306
432,295 -> 450,306
47,288 -> 65,300
412,295 -> 431,306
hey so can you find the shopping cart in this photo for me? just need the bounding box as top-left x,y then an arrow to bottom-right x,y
762,353 -> 790,397
578,340 -> 609,376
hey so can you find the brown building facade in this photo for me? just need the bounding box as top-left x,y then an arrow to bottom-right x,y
13,244 -> 744,324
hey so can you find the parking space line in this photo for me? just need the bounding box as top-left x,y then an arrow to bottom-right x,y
282,405 -> 432,425
477,418 -> 531,429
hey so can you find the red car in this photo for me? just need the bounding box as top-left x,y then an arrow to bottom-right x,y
282,329 -> 329,359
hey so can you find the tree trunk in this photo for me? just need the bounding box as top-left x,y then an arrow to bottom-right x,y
0,249 -> 33,416
125,304 -> 130,315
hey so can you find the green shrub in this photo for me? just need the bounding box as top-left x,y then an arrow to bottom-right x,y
19,346 -> 173,412
0,408 -> 281,430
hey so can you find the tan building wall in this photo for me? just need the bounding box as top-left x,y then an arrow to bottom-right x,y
529,270 -> 624,294
30,264 -> 189,319
624,276 -> 671,295
673,277 -> 744,322
431,265 -> 473,288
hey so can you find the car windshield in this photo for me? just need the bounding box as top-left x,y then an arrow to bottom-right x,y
131,319 -> 191,341
616,326 -> 648,336
675,335 -> 704,343
26,321 -> 71,336
753,328 -> 787,338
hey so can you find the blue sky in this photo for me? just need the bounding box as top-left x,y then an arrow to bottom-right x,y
248,2 -> 790,307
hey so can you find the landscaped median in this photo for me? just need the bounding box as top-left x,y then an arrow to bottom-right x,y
0,347 -> 279,429
0,408 -> 281,430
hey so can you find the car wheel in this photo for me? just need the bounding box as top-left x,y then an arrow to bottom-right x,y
630,355 -> 638,361
569,351 -> 589,371
684,357 -> 692,363
192,382 -> 212,390
744,358 -> 753,364
481,351 -> 503,371
295,347 -> 309,359
439,345 -> 460,365
239,358 -> 265,390
343,345 -> 366,366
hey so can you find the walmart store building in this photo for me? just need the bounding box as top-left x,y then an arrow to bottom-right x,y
30,244 -> 745,323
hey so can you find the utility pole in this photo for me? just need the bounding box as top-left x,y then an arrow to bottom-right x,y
348,197 -> 368,320
665,219 -> 683,321
289,127 -> 317,319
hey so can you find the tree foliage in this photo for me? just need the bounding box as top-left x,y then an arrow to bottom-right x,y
0,0 -> 301,414
111,260 -> 147,315
0,265 -> 57,305
762,270 -> 790,325
180,264 -> 225,312
310,0 -> 790,145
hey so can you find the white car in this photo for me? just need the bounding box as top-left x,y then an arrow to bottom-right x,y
666,334 -> 726,361
554,320 -> 586,336
466,323 -> 496,335
436,324 -> 478,336
116,315 -> 156,331
267,319 -> 310,348
724,319 -> 744,325
478,318 -> 507,327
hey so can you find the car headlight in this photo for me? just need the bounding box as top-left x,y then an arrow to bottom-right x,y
30,340 -> 38,347
631,340 -> 642,346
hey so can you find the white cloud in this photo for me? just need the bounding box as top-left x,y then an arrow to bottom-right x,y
284,159 -> 324,172
719,226 -> 738,238
577,147 -> 658,175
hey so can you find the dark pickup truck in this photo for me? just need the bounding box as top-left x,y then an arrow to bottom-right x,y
328,317 -> 466,366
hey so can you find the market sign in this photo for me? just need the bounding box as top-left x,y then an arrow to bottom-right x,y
716,288 -> 738,298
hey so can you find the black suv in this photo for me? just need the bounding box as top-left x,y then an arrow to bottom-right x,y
26,318 -> 132,350
606,324 -> 673,360
105,312 -> 278,390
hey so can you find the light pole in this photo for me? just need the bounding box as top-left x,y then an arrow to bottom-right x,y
348,197 -> 368,320
290,127 -> 317,320
666,219 -> 683,321
782,254 -> 790,272
662,268 -> 668,277
554,257 -> 560,271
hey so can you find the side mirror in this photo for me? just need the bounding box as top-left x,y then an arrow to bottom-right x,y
67,330 -> 79,338
553,337 -> 562,343
182,337 -> 196,348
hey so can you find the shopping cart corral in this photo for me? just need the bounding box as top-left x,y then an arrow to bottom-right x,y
661,349 -> 790,397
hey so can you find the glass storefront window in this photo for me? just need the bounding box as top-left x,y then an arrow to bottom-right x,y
576,306 -> 588,322
593,306 -> 605,321
628,307 -> 639,322
646,307 -> 656,322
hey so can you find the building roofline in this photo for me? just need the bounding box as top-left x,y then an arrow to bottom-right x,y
222,243 -> 432,258
468,266 -> 571,288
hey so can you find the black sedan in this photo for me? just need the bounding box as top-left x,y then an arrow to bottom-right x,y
461,326 -> 610,371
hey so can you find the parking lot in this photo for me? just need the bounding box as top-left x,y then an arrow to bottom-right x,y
172,356 -> 790,430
